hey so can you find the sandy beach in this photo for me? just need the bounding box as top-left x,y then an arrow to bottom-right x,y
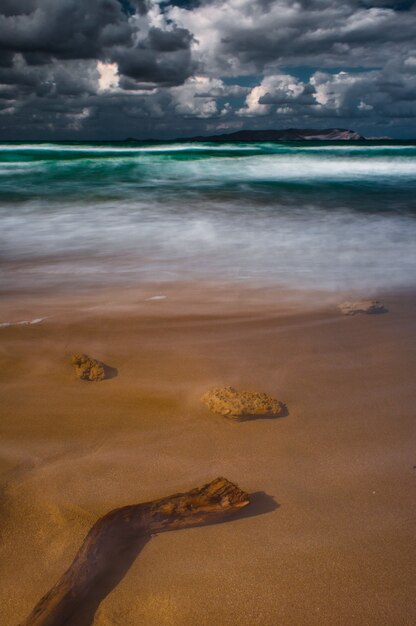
2,0 -> 416,620
0,284 -> 415,626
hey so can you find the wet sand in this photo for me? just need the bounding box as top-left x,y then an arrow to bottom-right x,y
0,284 -> 415,626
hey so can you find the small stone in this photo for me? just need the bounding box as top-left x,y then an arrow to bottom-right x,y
338,300 -> 387,315
71,353 -> 106,381
202,386 -> 284,420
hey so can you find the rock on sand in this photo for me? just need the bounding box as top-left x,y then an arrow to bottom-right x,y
202,386 -> 284,420
338,300 -> 387,315
71,353 -> 106,381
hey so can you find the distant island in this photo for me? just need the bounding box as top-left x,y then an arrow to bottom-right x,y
126,128 -> 365,143
183,128 -> 365,142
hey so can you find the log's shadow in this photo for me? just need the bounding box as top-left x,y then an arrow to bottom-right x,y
350,308 -> 388,316
102,363 -> 118,380
233,491 -> 279,518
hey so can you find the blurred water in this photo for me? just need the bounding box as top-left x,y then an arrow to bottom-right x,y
0,140 -> 415,293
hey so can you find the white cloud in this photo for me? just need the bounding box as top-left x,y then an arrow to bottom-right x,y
311,71 -> 364,108
171,76 -> 244,118
234,64 -> 416,125
238,73 -> 313,116
238,83 -> 271,116
358,100 -> 373,111
97,62 -> 119,91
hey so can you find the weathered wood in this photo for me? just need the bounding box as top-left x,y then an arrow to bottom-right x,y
21,477 -> 249,626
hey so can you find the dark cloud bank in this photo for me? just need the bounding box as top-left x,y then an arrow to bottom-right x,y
0,0 -> 415,139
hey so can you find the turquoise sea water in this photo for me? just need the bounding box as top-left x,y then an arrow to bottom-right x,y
1,140 -> 415,293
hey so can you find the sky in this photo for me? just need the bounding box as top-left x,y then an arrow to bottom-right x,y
0,0 -> 415,140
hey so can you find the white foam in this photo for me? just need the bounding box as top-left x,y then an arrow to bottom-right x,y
1,195 -> 416,293
0,161 -> 47,175
166,153 -> 416,182
145,295 -> 167,301
300,144 -> 416,151
0,317 -> 46,328
0,142 -> 256,154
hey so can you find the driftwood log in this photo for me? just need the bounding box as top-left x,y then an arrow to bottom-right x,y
21,477 -> 249,626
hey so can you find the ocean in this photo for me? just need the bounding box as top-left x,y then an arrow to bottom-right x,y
1,140 -> 415,294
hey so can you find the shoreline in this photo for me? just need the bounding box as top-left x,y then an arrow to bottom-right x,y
1,283 -> 415,625
0,278 -> 409,319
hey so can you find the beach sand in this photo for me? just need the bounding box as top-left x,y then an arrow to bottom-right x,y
0,284 -> 415,626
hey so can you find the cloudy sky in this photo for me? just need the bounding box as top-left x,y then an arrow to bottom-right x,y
0,0 -> 415,139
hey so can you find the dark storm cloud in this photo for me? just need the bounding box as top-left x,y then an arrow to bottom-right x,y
112,25 -> 194,86
170,0 -> 416,75
0,0 -> 132,60
147,26 -> 193,53
359,1 -> 416,9
0,58 -> 98,99
0,0 -> 194,86
128,0 -> 151,13
0,51 -> 14,67
160,0 -> 201,8
0,0 -> 415,138
0,1 -> 37,17
113,46 -> 193,86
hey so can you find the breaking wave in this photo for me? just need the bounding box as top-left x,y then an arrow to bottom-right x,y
1,140 -> 415,293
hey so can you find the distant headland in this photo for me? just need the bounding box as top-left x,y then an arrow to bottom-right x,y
126,128 -> 365,143
184,128 -> 365,142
